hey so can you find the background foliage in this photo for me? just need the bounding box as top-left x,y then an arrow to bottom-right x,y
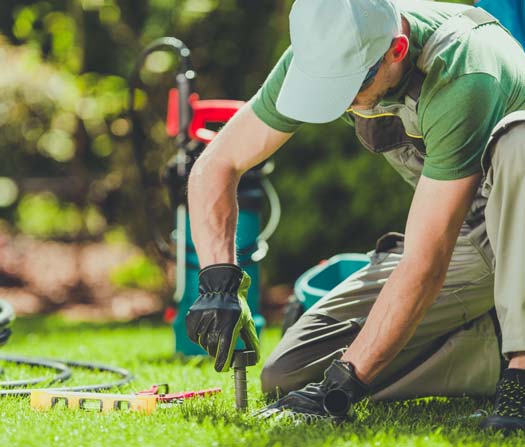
0,0 -> 472,286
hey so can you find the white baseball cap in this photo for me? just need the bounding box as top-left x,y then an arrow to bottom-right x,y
276,0 -> 402,123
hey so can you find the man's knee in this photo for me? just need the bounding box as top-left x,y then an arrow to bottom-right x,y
260,359 -> 284,397
260,351 -> 308,397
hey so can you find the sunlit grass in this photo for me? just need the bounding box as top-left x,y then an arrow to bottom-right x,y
0,316 -> 523,446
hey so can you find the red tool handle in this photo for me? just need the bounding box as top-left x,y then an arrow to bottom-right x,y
166,89 -> 200,137
137,384 -> 221,402
160,388 -> 222,402
166,88 -> 244,144
189,99 -> 245,143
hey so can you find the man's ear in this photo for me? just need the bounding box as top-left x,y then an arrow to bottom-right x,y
388,35 -> 409,62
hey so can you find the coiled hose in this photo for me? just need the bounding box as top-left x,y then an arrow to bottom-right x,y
0,300 -> 133,396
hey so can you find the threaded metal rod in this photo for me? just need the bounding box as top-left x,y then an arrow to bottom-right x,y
234,366 -> 248,410
232,350 -> 257,411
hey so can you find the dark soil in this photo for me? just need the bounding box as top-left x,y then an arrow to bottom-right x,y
0,232 -> 291,323
0,232 -> 164,320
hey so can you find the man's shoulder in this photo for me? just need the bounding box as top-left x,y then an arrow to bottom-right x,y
398,0 -> 469,19
250,46 -> 303,133
419,23 -> 525,112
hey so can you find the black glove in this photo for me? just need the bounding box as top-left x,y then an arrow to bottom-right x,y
257,360 -> 368,421
185,264 -> 260,372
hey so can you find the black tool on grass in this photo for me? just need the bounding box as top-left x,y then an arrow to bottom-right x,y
0,300 -> 14,347
232,350 -> 257,411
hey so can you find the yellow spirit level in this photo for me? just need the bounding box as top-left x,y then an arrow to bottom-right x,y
30,385 -> 221,414
30,390 -> 158,414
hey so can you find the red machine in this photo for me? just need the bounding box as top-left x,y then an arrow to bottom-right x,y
166,89 -> 245,144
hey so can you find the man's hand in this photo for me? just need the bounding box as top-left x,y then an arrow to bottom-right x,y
257,360 -> 368,421
186,264 -> 260,372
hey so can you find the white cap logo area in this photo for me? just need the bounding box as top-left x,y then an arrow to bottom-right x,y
276,0 -> 402,123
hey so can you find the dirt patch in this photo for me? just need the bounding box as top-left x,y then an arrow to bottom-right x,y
0,232 -> 164,320
0,231 -> 291,323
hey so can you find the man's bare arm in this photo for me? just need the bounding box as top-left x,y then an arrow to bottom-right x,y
188,104 -> 293,267
341,173 -> 481,383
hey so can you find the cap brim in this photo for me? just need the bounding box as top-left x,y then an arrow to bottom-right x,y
276,59 -> 368,124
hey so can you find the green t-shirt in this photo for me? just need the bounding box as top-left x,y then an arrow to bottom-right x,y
251,1 -> 525,180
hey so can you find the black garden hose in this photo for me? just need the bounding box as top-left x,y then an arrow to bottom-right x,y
0,300 -> 133,396
0,356 -> 134,397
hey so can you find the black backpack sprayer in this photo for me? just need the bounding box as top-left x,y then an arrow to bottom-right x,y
127,37 -> 282,350
127,37 -> 282,409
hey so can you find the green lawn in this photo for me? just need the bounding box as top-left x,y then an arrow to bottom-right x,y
0,316 -> 522,447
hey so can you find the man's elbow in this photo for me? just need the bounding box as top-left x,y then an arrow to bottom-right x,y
188,151 -> 239,192
400,251 -> 450,294
188,154 -> 209,185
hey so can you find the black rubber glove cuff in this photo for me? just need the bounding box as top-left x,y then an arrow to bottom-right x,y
198,263 -> 242,294
322,360 -> 369,417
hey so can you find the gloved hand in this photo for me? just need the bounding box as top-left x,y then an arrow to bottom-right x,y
185,264 -> 260,372
257,360 -> 368,421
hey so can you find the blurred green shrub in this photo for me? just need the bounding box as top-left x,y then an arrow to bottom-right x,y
110,254 -> 165,291
0,0 -> 474,285
15,192 -> 106,239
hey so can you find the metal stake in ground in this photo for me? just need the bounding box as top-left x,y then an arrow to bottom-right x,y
232,350 -> 257,410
